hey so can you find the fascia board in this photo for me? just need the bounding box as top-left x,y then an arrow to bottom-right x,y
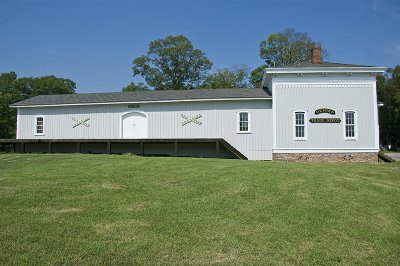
264,66 -> 386,75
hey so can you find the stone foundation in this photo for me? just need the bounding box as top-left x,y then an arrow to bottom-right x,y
273,152 -> 378,163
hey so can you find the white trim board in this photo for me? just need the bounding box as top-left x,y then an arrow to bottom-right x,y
372,81 -> 379,149
342,109 -> 358,141
293,110 -> 308,141
272,83 -> 276,150
10,97 -> 272,108
265,66 -> 385,75
236,110 -> 251,134
16,108 -> 20,139
119,111 -> 148,139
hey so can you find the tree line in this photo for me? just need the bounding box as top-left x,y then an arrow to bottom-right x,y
0,73 -> 76,138
0,28 -> 398,149
377,66 -> 400,148
123,28 -> 326,91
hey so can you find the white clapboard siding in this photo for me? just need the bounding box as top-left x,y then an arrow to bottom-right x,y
273,75 -> 377,151
17,100 -> 273,160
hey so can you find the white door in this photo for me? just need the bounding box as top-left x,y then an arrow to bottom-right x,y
122,112 -> 148,139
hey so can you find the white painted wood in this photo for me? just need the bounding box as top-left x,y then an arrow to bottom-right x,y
272,76 -> 378,152
16,108 -> 20,139
15,70 -> 381,160
342,110 -> 358,141
121,112 -> 148,139
372,81 -> 379,149
265,66 -> 385,75
292,110 -> 308,141
16,100 -> 273,160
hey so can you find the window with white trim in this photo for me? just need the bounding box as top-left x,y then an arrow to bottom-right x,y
344,110 -> 357,140
35,116 -> 44,135
237,111 -> 250,133
294,111 -> 307,140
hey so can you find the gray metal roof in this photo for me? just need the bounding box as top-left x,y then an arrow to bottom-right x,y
279,61 -> 375,68
11,88 -> 271,107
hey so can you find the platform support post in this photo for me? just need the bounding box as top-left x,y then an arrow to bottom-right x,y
216,141 -> 220,158
174,141 -> 178,157
107,142 -> 111,154
76,142 -> 81,153
140,141 -> 144,156
48,142 -> 52,154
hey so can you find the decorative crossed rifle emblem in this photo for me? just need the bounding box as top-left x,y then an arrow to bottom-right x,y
73,117 -> 90,128
181,114 -> 202,126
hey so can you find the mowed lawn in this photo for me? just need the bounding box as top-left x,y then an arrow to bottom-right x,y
0,154 -> 399,265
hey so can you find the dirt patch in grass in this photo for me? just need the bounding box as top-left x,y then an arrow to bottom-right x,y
84,183 -> 124,190
94,220 -> 145,242
27,207 -> 82,214
126,201 -> 157,212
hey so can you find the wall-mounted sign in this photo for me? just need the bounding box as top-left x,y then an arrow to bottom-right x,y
315,108 -> 335,115
73,117 -> 90,128
309,118 -> 341,123
181,114 -> 202,126
128,104 -> 140,108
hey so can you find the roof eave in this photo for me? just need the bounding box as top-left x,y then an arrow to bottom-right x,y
9,96 -> 272,108
264,66 -> 386,75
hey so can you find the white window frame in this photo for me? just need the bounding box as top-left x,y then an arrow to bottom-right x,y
237,111 -> 251,134
293,110 -> 307,141
34,115 -> 45,136
343,110 -> 358,140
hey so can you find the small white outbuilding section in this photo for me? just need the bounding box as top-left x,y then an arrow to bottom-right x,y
12,89 -> 272,160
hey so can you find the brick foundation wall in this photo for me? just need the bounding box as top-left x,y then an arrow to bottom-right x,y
273,152 -> 378,163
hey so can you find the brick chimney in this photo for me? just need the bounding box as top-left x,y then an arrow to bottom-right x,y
311,45 -> 321,64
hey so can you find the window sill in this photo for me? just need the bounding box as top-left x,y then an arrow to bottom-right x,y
345,138 -> 357,141
34,134 -> 45,136
294,139 -> 307,141
237,131 -> 251,134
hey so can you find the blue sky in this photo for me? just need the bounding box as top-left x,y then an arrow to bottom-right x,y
1,0 -> 399,93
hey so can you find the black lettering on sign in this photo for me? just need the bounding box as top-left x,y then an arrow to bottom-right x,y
309,118 -> 341,123
315,108 -> 336,115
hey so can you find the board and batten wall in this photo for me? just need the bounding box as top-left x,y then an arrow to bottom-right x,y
272,75 -> 379,153
17,100 -> 273,160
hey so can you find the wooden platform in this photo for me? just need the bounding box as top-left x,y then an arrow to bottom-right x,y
0,138 -> 247,160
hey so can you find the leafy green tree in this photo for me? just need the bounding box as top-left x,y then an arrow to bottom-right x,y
250,28 -> 328,88
249,65 -> 267,88
377,65 -> 400,149
0,73 -> 76,139
132,35 -> 212,90
0,72 -> 19,139
12,75 -> 76,96
122,82 -> 149,92
201,66 -> 250,89
259,28 -> 327,67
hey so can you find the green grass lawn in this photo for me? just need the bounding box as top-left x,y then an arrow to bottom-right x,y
0,154 -> 399,265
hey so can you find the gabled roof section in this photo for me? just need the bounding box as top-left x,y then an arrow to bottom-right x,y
10,88 -> 271,107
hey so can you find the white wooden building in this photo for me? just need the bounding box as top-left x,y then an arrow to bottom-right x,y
9,47 -> 385,162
